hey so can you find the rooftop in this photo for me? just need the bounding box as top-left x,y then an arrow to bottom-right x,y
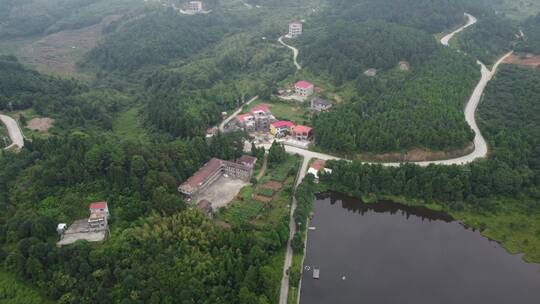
312,97 -> 333,106
251,104 -> 270,114
310,159 -> 326,171
90,202 -> 107,210
293,125 -> 312,134
236,113 -> 254,122
295,80 -> 314,89
271,121 -> 295,129
237,155 -> 257,167
181,158 -> 224,190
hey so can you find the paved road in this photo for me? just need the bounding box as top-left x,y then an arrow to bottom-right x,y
0,114 -> 24,150
278,36 -> 302,70
440,13 -> 477,46
218,96 -> 258,132
276,12 -> 516,304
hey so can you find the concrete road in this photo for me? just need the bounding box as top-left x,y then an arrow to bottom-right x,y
218,96 -> 258,132
0,114 -> 24,150
440,13 -> 477,46
278,36 -> 302,70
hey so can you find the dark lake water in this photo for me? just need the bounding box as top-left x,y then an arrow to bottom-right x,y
299,193 -> 540,304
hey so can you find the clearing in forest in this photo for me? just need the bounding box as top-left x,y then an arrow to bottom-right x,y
503,54 -> 540,68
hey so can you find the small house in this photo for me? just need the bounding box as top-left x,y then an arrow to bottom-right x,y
236,113 -> 255,130
307,160 -> 332,182
289,21 -> 303,37
270,121 -> 295,137
188,1 -> 203,12
311,97 -> 333,112
364,68 -> 377,77
292,125 -> 312,141
89,202 -> 109,218
295,81 -> 314,97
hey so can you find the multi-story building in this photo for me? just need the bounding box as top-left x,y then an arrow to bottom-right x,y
270,121 -> 295,137
292,125 -> 312,141
311,97 -> 334,112
295,80 -> 314,97
188,1 -> 203,12
178,156 -> 257,198
289,21 -> 303,37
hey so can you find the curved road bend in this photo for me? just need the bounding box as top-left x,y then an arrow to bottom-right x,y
440,13 -> 477,46
278,36 -> 302,70
0,114 -> 24,150
218,96 -> 259,132
276,13 -> 513,304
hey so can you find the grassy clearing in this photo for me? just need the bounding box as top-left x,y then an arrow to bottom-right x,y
112,107 -> 149,142
451,199 -> 540,263
0,270 -> 51,304
247,99 -> 311,125
218,155 -> 299,227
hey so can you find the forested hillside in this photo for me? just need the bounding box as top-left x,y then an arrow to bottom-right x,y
319,0 -> 479,33
456,14 -> 518,64
298,21 -> 439,84
517,13 -> 540,53
0,55 -> 128,130
0,0 -> 142,38
318,65 -> 540,261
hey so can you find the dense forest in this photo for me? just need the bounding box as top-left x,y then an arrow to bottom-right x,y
0,129 -> 288,302
517,13 -> 540,53
456,14 -> 518,64
316,65 -> 540,261
312,48 -> 479,153
0,0 -> 142,38
0,55 -> 129,130
298,21 -> 439,84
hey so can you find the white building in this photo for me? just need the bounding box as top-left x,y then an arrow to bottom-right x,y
289,21 -> 303,37
188,1 -> 203,12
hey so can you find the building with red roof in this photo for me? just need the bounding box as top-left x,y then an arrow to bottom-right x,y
289,21 -> 303,37
292,125 -> 313,141
270,121 -> 295,137
295,80 -> 314,97
250,104 -> 270,114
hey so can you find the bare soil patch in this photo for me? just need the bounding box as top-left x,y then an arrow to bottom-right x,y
252,195 -> 272,203
503,54 -> 540,68
19,15 -> 122,76
262,181 -> 282,191
27,117 -> 55,132
358,144 -> 474,163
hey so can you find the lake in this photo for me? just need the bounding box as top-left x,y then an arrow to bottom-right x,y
299,192 -> 540,304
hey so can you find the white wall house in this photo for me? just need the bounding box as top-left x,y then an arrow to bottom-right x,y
289,21 -> 303,37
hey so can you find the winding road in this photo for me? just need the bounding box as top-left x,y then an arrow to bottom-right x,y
277,13 -> 513,304
0,114 -> 24,150
278,36 -> 302,70
218,96 -> 259,132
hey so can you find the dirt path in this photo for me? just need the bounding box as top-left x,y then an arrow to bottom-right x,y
256,153 -> 268,180
278,36 -> 302,70
0,114 -> 24,150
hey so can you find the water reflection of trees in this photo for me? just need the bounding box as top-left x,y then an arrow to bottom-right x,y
317,191 -> 454,222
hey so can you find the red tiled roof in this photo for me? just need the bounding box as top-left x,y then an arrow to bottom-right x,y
271,121 -> 295,129
293,125 -> 312,134
236,113 -> 254,122
90,202 -> 107,210
295,80 -> 313,89
310,160 -> 326,171
181,158 -> 223,190
250,104 -> 270,113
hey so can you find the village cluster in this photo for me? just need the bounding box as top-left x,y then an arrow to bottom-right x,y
54,18 -> 335,246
